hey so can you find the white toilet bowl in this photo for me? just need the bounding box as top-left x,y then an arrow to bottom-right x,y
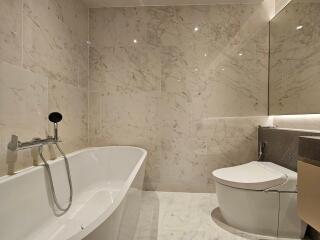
212,161 -> 307,239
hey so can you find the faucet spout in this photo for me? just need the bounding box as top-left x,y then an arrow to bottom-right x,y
7,135 -> 57,151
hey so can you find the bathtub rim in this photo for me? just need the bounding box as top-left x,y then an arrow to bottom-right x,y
0,146 -> 147,183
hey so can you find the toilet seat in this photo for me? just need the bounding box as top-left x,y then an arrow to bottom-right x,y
212,161 -> 297,191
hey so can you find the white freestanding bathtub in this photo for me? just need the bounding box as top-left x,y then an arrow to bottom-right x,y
0,146 -> 146,240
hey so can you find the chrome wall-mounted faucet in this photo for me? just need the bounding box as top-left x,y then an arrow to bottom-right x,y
7,112 -> 73,215
8,112 -> 63,151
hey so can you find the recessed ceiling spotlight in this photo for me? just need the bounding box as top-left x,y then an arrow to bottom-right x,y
238,52 -> 243,56
133,39 -> 138,44
296,25 -> 303,30
194,27 -> 199,32
204,53 -> 208,57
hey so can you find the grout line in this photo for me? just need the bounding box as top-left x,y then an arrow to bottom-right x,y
87,1 -> 261,8
87,6 -> 90,147
268,20 -> 270,116
276,192 -> 280,237
21,0 -> 24,67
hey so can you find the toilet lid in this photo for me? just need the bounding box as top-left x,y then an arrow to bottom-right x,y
212,161 -> 288,190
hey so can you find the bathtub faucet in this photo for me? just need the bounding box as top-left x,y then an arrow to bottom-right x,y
8,112 -> 63,151
7,112 -> 73,214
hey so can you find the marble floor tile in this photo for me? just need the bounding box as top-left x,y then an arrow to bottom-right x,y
134,191 -> 304,240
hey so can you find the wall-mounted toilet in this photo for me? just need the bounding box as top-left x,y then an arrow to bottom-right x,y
212,161 -> 307,239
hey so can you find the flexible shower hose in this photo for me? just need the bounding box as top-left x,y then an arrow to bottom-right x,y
39,143 -> 73,214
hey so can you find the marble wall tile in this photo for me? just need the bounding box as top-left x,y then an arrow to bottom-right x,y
89,44 -> 161,94
90,7 -> 150,48
275,0 -> 292,14
88,92 -> 102,146
197,116 -> 272,191
49,80 -> 88,154
0,0 -> 89,177
89,90 -> 162,187
155,116 -> 272,192
0,62 -> 48,176
77,43 -> 90,88
23,0 -> 75,86
100,92 -> 160,144
0,0 -> 22,65
158,6 -> 269,118
89,4 -> 270,192
269,1 -> 320,115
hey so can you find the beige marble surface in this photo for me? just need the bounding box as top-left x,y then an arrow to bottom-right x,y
0,0 -> 89,176
275,0 -> 292,14
269,0 -> 320,115
0,0 -> 273,190
89,4 -> 270,192
0,62 -> 48,175
133,191 -> 299,240
0,0 -> 22,65
23,0 -> 89,88
49,80 -> 88,154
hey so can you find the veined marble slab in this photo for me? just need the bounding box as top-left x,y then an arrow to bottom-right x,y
0,0 -> 89,177
89,4 -> 270,192
269,0 -> 320,115
0,61 -> 48,175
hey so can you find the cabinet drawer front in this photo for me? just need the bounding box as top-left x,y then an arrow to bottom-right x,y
298,160 -> 320,231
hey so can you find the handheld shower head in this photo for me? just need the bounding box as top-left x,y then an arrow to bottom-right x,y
48,112 -> 63,141
49,112 -> 63,123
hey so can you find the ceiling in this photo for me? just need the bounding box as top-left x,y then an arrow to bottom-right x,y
83,0 -> 264,8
